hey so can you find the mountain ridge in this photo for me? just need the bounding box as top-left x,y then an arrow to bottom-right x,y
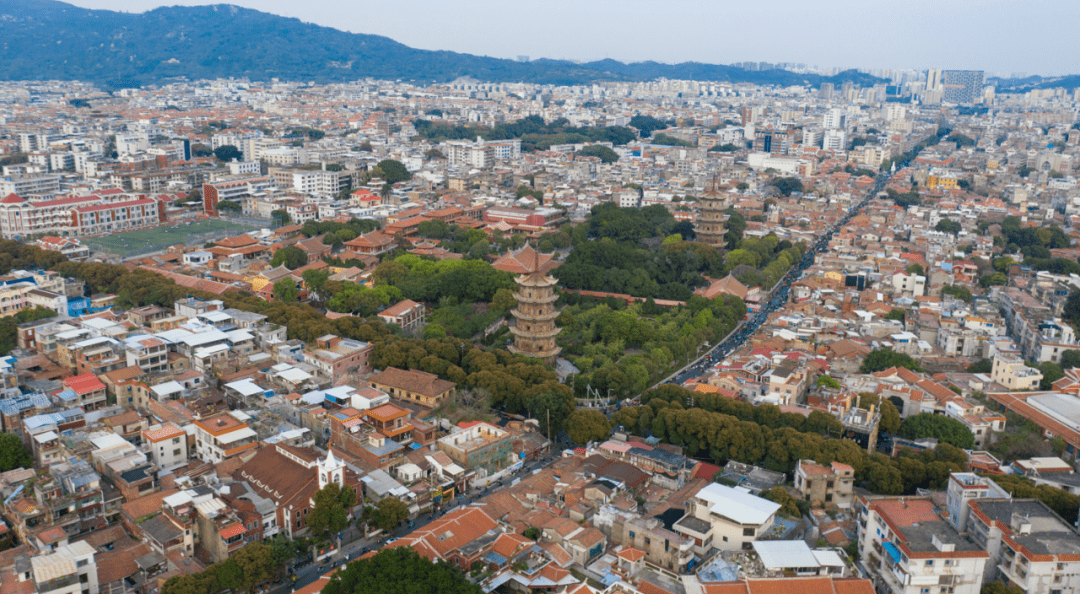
0,0 -> 885,88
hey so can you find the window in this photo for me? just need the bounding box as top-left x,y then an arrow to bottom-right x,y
925,560 -> 933,566
644,537 -> 651,546
629,531 -> 635,539
723,536 -> 728,542
743,528 -> 755,536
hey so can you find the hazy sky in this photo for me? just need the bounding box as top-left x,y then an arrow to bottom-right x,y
66,0 -> 1077,75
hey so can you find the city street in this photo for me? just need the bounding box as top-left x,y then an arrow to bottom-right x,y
270,453 -> 558,593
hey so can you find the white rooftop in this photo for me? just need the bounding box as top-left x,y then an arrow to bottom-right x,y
752,540 -> 818,570
225,379 -> 265,397
151,381 -> 184,397
694,482 -> 781,525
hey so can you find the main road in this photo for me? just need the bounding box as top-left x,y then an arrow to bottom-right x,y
661,166 -> 900,388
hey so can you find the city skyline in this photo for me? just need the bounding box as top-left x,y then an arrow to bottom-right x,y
65,0 -> 1076,77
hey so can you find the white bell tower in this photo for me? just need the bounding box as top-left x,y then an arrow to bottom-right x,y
318,446 -> 346,489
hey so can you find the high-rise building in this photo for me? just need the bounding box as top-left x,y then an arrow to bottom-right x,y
823,108 -> 847,130
694,178 -> 730,251
819,82 -> 834,100
823,129 -> 846,151
942,70 -> 984,104
492,245 -> 561,365
753,129 -> 789,155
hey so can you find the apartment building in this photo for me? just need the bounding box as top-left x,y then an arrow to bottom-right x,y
269,167 -> 351,196
0,173 -> 62,196
202,175 -> 273,215
192,412 -> 259,464
437,422 -> 513,472
303,335 -> 372,379
0,193 -> 162,238
21,541 -> 99,594
674,483 -> 782,553
966,499 -> 1080,594
992,354 -> 1044,391
858,497 -> 988,594
794,460 -> 855,509
143,423 -> 189,470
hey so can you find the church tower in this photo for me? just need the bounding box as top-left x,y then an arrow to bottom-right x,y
318,446 -> 345,489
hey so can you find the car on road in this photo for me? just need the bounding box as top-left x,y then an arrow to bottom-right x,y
385,537 -> 398,546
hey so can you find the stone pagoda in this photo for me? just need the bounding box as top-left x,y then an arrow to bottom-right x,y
492,244 -> 561,365
695,177 -> 731,250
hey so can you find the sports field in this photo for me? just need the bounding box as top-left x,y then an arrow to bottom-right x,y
84,218 -> 265,257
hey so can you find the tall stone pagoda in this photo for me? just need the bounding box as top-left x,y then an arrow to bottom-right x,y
695,177 -> 730,250
492,244 -> 561,365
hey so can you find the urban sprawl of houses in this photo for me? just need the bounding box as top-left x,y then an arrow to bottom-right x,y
1,68 -> 1080,594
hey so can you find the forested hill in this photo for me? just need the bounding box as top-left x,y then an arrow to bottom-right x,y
0,0 -> 884,87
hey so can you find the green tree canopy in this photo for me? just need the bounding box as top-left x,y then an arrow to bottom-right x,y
577,145 -> 619,163
270,246 -> 307,270
860,349 -> 923,373
772,177 -> 804,197
0,434 -> 32,471
375,159 -> 412,184
213,145 -> 242,162
566,409 -> 612,445
321,548 -> 481,594
273,279 -> 299,303
271,209 -> 291,226
898,413 -> 975,449
372,496 -> 409,532
308,483 -> 357,541
935,219 -> 962,235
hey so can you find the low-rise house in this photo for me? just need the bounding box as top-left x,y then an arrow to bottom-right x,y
674,483 -> 781,553
376,300 -> 426,333
794,460 -> 855,509
367,367 -> 456,408
191,412 -> 258,464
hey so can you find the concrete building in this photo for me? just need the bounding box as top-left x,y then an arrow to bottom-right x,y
674,483 -> 781,553
992,354 -> 1043,391
794,460 -> 855,509
192,412 -> 258,464
437,422 -> 514,473
858,497 -> 988,594
24,541 -> 99,594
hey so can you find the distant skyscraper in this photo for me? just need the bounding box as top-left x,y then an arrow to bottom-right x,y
823,108 -> 846,130
819,82 -> 834,100
942,70 -> 984,104
753,129 -> 788,155
926,68 -> 944,92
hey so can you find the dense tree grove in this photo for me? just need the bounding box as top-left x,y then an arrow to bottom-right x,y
0,434 -> 33,472
859,349 -> 923,373
322,548 -> 482,594
611,385 -> 968,496
370,336 -> 573,416
559,292 -> 745,399
413,115 -> 636,152
161,542 -> 278,594
555,202 -> 802,299
897,413 -> 976,449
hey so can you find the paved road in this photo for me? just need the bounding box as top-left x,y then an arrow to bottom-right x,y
665,167 -> 902,386
270,454 -> 559,593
